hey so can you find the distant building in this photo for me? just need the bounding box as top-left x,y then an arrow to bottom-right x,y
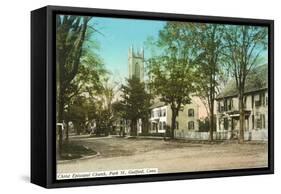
216,65 -> 268,137
149,100 -> 199,135
113,118 -> 130,136
128,46 -> 144,82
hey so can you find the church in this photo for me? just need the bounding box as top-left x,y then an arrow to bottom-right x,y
128,46 -> 144,82
126,46 -> 199,136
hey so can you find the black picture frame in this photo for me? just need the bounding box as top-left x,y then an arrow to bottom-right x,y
31,5 -> 274,188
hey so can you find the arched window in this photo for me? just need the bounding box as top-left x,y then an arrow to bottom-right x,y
188,109 -> 194,117
188,121 -> 194,130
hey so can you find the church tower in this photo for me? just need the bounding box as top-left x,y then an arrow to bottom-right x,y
128,46 -> 144,82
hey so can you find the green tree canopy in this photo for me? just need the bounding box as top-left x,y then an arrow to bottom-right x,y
119,76 -> 151,136
147,22 -> 197,138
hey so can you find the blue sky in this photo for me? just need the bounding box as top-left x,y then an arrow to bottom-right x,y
86,17 -> 268,86
88,17 -> 165,83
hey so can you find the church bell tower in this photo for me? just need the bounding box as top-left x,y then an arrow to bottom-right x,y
128,46 -> 144,82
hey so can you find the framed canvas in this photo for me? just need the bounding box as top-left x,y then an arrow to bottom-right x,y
31,5 -> 274,188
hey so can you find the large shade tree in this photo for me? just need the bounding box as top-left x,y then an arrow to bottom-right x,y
56,15 -> 109,153
224,25 -> 268,143
56,15 -> 92,123
147,22 -> 198,138
190,24 -> 226,141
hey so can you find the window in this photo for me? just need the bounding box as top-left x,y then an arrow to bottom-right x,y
256,118 -> 262,129
257,114 -> 266,129
224,99 -> 227,111
262,114 -> 266,128
224,118 -> 228,130
188,121 -> 194,130
260,92 -> 265,106
228,99 -> 233,110
252,95 -> 254,108
188,109 -> 194,117
163,122 -> 166,130
252,115 -> 255,129
243,97 -> 247,109
176,121 -> 179,130
162,109 -> 166,117
152,123 -> 157,131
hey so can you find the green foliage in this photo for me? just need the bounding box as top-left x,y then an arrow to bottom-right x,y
189,24 -> 226,140
223,25 -> 268,143
60,141 -> 96,160
118,76 -> 151,136
65,96 -> 93,134
56,15 -> 92,92
56,15 -> 109,139
223,25 -> 268,86
147,22 -> 197,138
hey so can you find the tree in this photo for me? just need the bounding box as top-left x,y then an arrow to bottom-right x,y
190,24 -> 226,141
112,101 -> 127,136
66,96 -> 89,135
224,25 -> 268,143
56,15 -> 92,152
147,22 -> 197,138
63,53 -> 106,140
119,76 -> 151,136
95,81 -> 116,136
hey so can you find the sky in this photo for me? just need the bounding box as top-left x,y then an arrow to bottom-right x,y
88,18 -> 268,84
89,17 -> 165,84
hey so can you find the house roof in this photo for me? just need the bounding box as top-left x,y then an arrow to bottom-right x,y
150,101 -> 166,109
150,97 -> 199,110
216,64 -> 268,99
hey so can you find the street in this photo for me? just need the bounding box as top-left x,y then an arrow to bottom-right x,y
57,136 -> 268,174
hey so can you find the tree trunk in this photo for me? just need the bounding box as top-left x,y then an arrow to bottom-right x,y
209,69 -> 216,141
171,110 -> 177,139
57,93 -> 64,155
142,117 -> 149,135
209,73 -> 215,141
130,120 -> 137,136
238,92 -> 245,143
65,120 -> 69,142
58,128 -> 63,156
210,102 -> 214,141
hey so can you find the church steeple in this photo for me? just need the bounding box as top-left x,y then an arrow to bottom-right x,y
128,46 -> 144,82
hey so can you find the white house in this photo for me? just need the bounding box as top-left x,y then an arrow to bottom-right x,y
215,65 -> 268,140
149,100 -> 199,136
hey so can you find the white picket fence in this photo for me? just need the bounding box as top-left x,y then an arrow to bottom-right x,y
174,129 -> 268,141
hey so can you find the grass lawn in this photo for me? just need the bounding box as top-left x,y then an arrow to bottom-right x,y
59,141 -> 97,160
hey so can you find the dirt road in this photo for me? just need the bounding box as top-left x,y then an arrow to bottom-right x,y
57,136 -> 268,174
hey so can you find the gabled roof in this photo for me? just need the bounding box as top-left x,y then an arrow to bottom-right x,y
150,97 -> 199,110
216,64 -> 268,99
150,101 -> 166,109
